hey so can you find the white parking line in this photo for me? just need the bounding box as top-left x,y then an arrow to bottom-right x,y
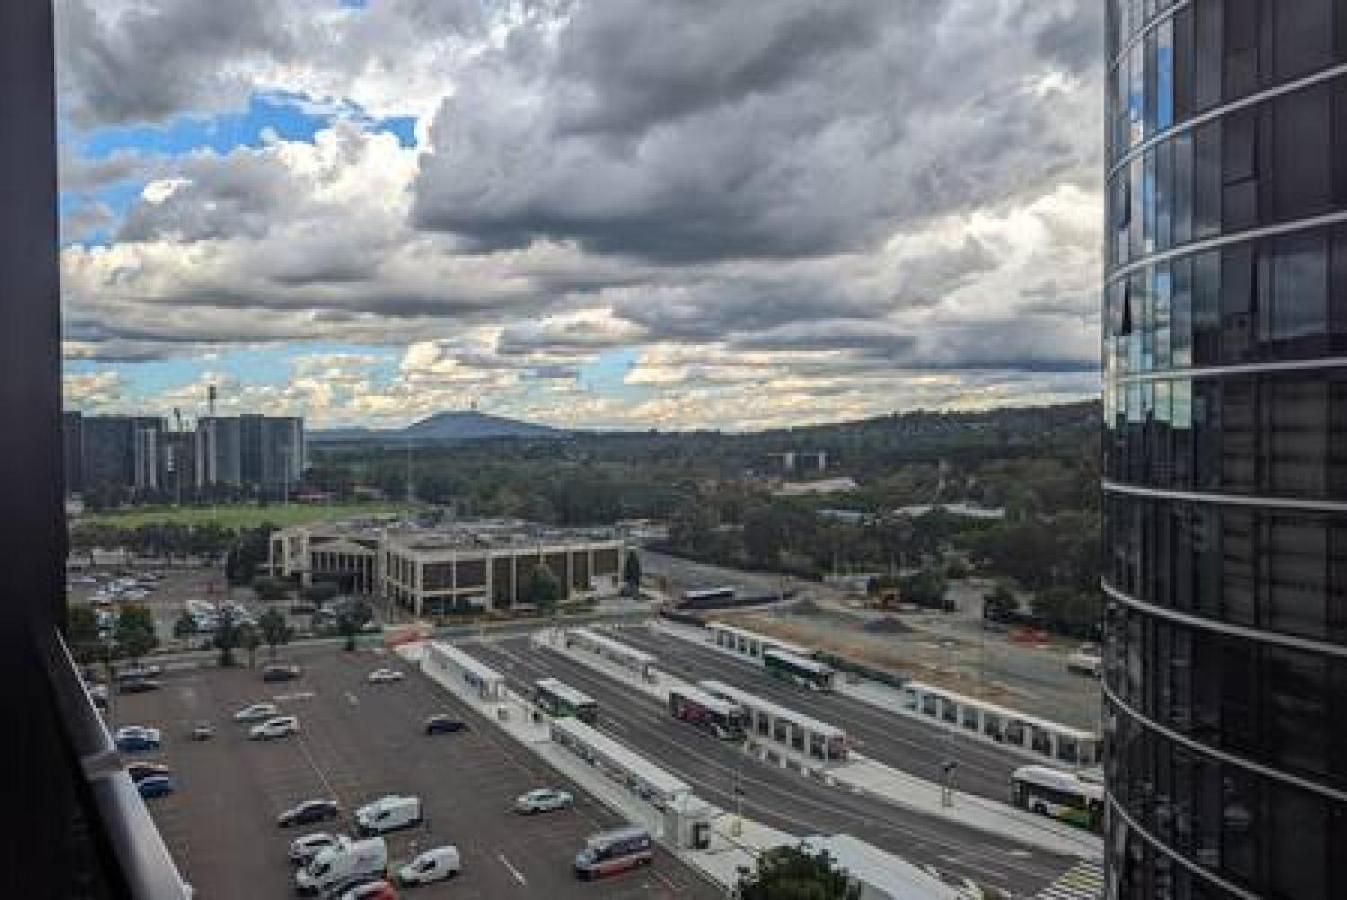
345,691 -> 359,706
497,852 -> 528,886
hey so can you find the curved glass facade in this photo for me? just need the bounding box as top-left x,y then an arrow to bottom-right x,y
1102,2 -> 1347,897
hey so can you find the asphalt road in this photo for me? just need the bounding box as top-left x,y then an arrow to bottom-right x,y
610,625 -> 1024,800
467,636 -> 1077,898
110,648 -> 719,899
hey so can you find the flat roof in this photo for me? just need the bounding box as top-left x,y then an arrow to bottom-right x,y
697,680 -> 846,740
567,628 -> 656,665
550,717 -> 690,799
903,681 -> 1100,740
707,622 -> 812,656
426,642 -> 505,684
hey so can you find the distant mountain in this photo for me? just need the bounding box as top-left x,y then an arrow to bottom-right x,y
311,411 -> 565,444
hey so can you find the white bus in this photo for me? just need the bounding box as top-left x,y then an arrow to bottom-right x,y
534,678 -> 599,724
1010,765 -> 1104,832
763,648 -> 836,691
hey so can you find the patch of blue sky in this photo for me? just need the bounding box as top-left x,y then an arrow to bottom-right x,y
77,91 -> 416,162
577,348 -> 645,399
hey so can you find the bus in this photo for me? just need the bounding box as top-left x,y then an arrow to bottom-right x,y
763,648 -> 836,692
668,686 -> 746,741
682,586 -> 736,606
1009,765 -> 1104,832
573,826 -> 654,880
534,678 -> 599,724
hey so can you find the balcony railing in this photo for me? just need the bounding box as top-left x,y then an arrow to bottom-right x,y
45,630 -> 192,899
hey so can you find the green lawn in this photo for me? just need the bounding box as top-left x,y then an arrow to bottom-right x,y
81,501 -> 416,530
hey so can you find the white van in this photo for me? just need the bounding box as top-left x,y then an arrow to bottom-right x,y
250,715 -> 300,740
354,795 -> 422,836
396,846 -> 460,885
294,837 -> 387,895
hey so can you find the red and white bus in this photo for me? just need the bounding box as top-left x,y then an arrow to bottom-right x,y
573,826 -> 654,880
668,686 -> 746,740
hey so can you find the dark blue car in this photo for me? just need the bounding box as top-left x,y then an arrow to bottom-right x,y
137,775 -> 174,799
424,715 -> 468,735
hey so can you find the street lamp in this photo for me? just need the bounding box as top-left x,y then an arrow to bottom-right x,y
940,759 -> 958,808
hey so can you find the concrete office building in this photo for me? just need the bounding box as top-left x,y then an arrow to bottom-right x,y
72,414 -> 164,493
1102,3 -> 1347,897
269,518 -> 624,616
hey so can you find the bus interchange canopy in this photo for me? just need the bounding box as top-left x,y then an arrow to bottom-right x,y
698,679 -> 848,763
549,716 -> 691,809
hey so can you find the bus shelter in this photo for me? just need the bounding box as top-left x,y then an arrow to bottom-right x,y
899,681 -> 1101,767
706,622 -> 811,661
698,679 -> 849,763
425,641 -> 507,701
550,717 -> 691,810
565,628 -> 656,678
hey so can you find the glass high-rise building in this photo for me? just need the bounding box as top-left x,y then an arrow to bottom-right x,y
1102,2 -> 1347,897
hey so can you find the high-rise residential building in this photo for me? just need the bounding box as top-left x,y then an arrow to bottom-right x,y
196,414 -> 304,493
1102,3 -> 1347,898
76,414 -> 164,493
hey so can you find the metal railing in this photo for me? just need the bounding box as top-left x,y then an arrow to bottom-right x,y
44,630 -> 192,899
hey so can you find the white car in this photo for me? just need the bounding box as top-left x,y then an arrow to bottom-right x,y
233,702 -> 281,723
366,668 -> 405,684
114,725 -> 162,743
249,716 -> 300,741
397,846 -> 461,885
514,787 -> 574,814
288,832 -> 350,866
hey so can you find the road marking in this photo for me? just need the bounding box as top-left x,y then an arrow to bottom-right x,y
273,691 -> 315,702
497,852 -> 528,886
345,691 -> 359,706
294,733 -> 343,807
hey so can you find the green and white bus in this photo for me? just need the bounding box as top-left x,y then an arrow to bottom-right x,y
763,648 -> 836,692
535,678 -> 599,724
1010,765 -> 1104,832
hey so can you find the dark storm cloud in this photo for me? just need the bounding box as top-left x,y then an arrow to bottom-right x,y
412,0 -> 1100,264
732,320 -> 916,355
116,151 -> 294,243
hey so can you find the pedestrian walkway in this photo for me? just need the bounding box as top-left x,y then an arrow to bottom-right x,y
1034,860 -> 1104,899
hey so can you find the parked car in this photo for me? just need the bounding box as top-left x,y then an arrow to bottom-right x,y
233,702 -> 281,723
366,668 -> 404,684
137,775 -> 175,799
189,722 -> 214,741
354,795 -> 421,836
119,679 -> 162,694
250,716 -> 300,741
288,832 -> 350,866
515,788 -> 574,815
126,762 -> 171,783
338,879 -> 397,900
263,664 -> 302,682
1066,643 -> 1103,678
277,799 -> 340,829
396,846 -> 460,886
118,664 -> 164,681
114,726 -> 162,752
423,715 -> 467,736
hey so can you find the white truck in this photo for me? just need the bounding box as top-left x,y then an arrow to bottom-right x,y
294,837 -> 387,895
354,795 -> 422,836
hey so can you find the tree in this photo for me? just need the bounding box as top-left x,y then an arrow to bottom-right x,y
982,581 -> 1019,622
214,609 -> 242,667
335,599 -> 372,652
736,845 -> 861,900
66,605 -> 103,665
743,506 -> 787,567
520,565 -> 563,615
301,581 -> 339,607
622,550 -> 642,593
239,623 -> 262,669
114,603 -> 159,665
253,576 -> 290,606
173,610 -> 197,640
899,567 -> 950,610
258,607 -> 294,659
1032,587 -> 1103,638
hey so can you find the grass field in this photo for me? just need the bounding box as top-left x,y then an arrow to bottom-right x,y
81,501 -> 416,530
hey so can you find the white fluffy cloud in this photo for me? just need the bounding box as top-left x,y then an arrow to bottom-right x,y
57,0 -> 1104,429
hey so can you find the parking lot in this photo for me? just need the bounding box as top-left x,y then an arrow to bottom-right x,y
110,647 -> 719,899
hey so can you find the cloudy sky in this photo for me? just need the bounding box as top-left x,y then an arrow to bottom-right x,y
57,0 -> 1103,431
